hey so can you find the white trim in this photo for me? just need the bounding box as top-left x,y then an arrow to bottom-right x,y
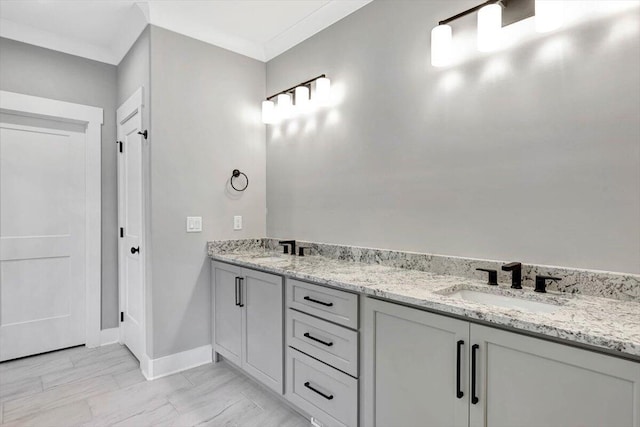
263,0 -> 372,61
0,90 -> 103,349
100,328 -> 120,346
141,345 -> 213,381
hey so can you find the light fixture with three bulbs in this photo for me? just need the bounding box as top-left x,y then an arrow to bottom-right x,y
431,0 -> 564,67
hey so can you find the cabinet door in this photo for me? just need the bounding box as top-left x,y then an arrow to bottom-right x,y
212,261 -> 243,366
242,267 -> 284,394
363,298 -> 470,427
469,324 -> 640,427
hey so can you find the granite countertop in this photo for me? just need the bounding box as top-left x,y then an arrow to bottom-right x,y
209,248 -> 640,359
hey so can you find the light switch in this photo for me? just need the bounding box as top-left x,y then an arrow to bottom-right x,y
186,216 -> 202,232
234,215 -> 242,230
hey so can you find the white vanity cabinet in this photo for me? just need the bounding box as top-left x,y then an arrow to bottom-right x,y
211,261 -> 284,394
364,297 -> 640,427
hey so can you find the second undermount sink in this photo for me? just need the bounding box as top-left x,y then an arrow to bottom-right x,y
446,289 -> 561,314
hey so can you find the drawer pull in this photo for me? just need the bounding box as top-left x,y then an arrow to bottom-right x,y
304,381 -> 334,400
304,332 -> 334,347
303,296 -> 334,307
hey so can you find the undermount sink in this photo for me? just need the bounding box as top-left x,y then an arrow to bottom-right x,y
446,289 -> 561,313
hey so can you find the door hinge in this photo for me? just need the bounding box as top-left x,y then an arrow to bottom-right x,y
117,140 -> 123,153
120,312 -> 124,322
138,130 -> 148,140
119,227 -> 124,238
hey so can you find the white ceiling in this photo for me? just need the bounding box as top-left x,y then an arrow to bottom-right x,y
0,0 -> 372,65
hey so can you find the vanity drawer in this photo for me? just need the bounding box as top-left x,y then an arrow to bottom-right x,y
287,279 -> 358,329
287,309 -> 359,377
286,347 -> 358,427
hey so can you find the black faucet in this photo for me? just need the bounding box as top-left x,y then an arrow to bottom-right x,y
534,275 -> 561,293
476,268 -> 498,286
501,262 -> 522,289
278,240 -> 296,255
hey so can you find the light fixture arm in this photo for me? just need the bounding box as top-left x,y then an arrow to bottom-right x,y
265,74 -> 326,101
438,0 -> 506,25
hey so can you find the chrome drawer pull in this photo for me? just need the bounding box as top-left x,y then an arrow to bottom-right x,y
304,332 -> 334,347
303,296 -> 333,307
304,381 -> 334,400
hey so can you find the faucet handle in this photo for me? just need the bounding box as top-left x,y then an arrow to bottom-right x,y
534,275 -> 562,293
476,268 -> 498,286
278,241 -> 291,254
298,246 -> 311,257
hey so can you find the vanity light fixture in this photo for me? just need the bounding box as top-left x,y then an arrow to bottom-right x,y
261,74 -> 330,124
431,0 -> 563,67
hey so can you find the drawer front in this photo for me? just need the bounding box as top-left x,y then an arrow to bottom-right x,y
287,309 -> 358,377
287,279 -> 358,329
286,348 -> 358,427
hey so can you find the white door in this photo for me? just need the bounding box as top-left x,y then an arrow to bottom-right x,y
0,114 -> 86,361
117,92 -> 145,362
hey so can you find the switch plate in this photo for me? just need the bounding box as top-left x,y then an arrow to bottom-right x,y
233,215 -> 242,230
186,216 -> 202,232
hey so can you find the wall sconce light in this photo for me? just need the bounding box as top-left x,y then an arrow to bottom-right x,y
431,0 -> 564,67
261,74 -> 331,124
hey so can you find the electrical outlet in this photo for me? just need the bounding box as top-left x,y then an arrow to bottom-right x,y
310,417 -> 324,427
186,216 -> 202,232
233,215 -> 242,230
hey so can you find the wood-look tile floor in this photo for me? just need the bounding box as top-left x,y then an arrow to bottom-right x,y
0,344 -> 309,427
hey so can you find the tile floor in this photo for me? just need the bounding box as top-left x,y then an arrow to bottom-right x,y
0,344 -> 309,426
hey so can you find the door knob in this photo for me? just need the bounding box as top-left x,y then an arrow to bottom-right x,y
130,246 -> 140,254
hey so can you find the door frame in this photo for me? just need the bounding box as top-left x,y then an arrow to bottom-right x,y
116,87 -> 148,370
0,90 -> 103,348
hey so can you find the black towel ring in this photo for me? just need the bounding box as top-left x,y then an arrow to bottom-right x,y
230,169 -> 249,191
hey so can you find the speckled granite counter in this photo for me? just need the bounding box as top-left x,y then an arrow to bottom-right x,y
208,241 -> 640,360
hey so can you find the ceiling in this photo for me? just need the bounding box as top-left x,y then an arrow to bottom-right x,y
0,0 -> 372,65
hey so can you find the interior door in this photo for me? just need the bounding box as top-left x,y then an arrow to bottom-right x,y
117,104 -> 144,362
0,114 -> 86,361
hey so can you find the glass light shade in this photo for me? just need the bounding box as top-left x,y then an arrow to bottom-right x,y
276,93 -> 292,119
431,24 -> 452,67
314,77 -> 331,106
535,0 -> 563,33
294,86 -> 310,110
261,100 -> 276,124
477,3 -> 502,52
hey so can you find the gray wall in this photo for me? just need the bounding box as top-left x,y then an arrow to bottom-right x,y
0,38 -> 120,327
266,1 -> 640,274
150,26 -> 266,358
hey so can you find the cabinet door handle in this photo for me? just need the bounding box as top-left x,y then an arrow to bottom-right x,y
304,332 -> 334,347
456,340 -> 464,399
471,344 -> 479,404
303,296 -> 333,307
238,277 -> 244,307
235,277 -> 240,306
304,381 -> 334,400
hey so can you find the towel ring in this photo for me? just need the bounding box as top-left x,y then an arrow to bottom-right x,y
230,169 -> 249,191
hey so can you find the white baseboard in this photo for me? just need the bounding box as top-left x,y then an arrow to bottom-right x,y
99,328 -> 120,346
141,344 -> 212,381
